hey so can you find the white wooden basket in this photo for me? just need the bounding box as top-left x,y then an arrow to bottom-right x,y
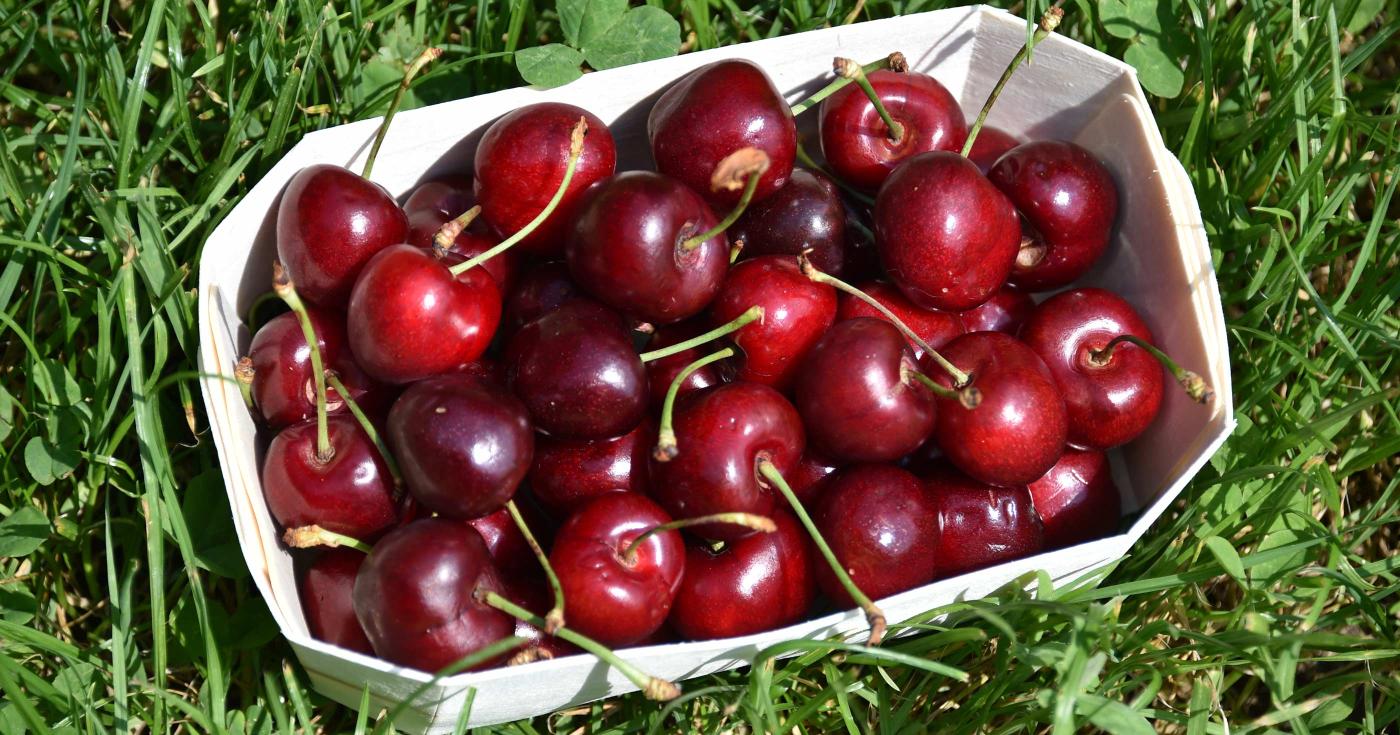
197,5 -> 1234,731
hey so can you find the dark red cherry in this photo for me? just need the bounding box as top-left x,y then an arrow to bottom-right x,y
403,176 -> 475,218
247,308 -> 384,429
875,152 -> 1020,311
300,548 -> 373,654
669,510 -> 814,640
966,126 -> 1021,175
649,382 -> 804,543
346,244 -> 501,384
988,141 -> 1118,291
277,164 -> 408,307
834,281 -> 965,361
649,60 -> 796,208
353,518 -> 513,672
466,501 -> 553,577
958,285 -> 1034,335
819,70 -> 967,192
386,374 -> 533,519
644,320 -> 729,411
496,573 -> 578,663
1028,448 -> 1120,549
788,449 -> 841,506
924,463 -> 1044,578
709,256 -> 837,390
263,414 -> 398,539
405,213 -> 516,292
506,299 -> 646,440
529,419 -> 653,519
550,494 -> 685,646
730,168 -> 847,276
928,332 -> 1067,486
1020,288 -> 1163,449
813,464 -> 939,605
567,172 -> 729,325
794,318 -> 935,463
840,197 -> 883,283
475,103 -> 616,256
503,261 -> 581,336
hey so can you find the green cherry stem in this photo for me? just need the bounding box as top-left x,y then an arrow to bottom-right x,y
834,57 -> 903,141
432,205 -> 483,255
282,525 -> 372,554
961,7 -> 1062,156
362,47 -> 443,180
639,307 -> 762,363
623,513 -> 776,562
505,499 -> 566,634
907,368 -> 982,409
790,52 -> 908,117
326,373 -> 403,489
273,261 -> 333,463
681,148 -> 771,250
235,356 -> 255,410
653,347 -> 736,461
1090,335 -> 1214,404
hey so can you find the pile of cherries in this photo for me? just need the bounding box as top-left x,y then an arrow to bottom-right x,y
240,10 -> 1210,699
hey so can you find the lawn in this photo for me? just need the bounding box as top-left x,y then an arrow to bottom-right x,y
0,0 -> 1397,732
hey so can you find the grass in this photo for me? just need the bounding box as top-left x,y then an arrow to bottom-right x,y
0,0 -> 1396,732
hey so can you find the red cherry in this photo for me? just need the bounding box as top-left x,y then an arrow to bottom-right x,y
1027,448 -> 1120,548
709,256 -> 837,390
813,464 -> 939,605
496,572 -> 578,663
924,463 -> 1044,578
644,320 -> 730,411
466,500 -> 554,577
247,308 -> 384,429
787,449 -> 841,506
834,280 -> 965,361
300,548 -> 373,654
819,69 -> 967,191
403,176 -> 475,218
730,168 -> 848,276
405,209 -> 516,292
529,419 -> 653,519
965,126 -> 1021,174
957,285 -> 1034,335
503,261 -> 581,336
263,414 -> 398,539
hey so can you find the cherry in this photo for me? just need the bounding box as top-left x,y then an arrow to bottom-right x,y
966,126 -> 1021,174
988,141 -> 1118,291
548,494 -> 686,646
299,548 -> 373,654
264,414 -> 399,539
386,374 -> 533,520
506,299 -> 646,440
246,308 -> 383,429
874,151 -> 1020,311
353,518 -> 513,672
644,320 -> 729,411
529,419 -> 653,519
496,573 -> 578,664
475,103 -> 616,256
958,284 -> 1034,335
813,464 -> 939,605
406,208 -> 516,292
924,463 -> 1044,578
649,59 -> 795,208
794,318 -> 936,463
708,255 -> 837,389
928,331 -> 1068,486
467,500 -> 554,577
1027,448 -> 1121,549
788,449 -> 841,506
834,280 -> 965,361
840,198 -> 883,283
669,510 -> 814,640
503,261 -> 581,335
403,176 -> 475,218
729,168 -> 847,276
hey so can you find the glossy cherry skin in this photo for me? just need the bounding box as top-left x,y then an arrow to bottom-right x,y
874,152 -> 1020,311
820,70 -> 967,192
405,211 -> 515,292
669,510 -> 814,640
1020,288 -> 1163,449
794,318 -> 936,463
277,164 -> 409,307
529,419 -> 653,519
928,332 -> 1068,486
814,464 -> 939,605
958,285 -> 1034,335
353,519 -> 513,672
386,374 -> 534,520
475,103 -> 617,256
730,168 -> 847,276
644,320 -> 730,411
966,126 -> 1021,175
347,244 -> 501,385
567,172 -> 729,325
300,548 -> 373,654
403,176 -> 475,218
924,463 -> 1045,578
1028,448 -> 1120,549
988,141 -> 1119,291
550,494 -> 686,646
247,308 -> 384,429
506,299 -> 646,440
263,414 -> 398,539
835,281 -> 965,362
503,261 -> 581,336
648,59 -> 796,208
709,256 -> 837,390
649,382 -> 804,543
788,449 -> 841,506
466,499 -> 553,577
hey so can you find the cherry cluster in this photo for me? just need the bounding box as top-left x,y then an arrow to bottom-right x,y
239,11 -> 1210,699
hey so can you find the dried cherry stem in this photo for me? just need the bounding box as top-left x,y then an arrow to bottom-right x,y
432,205 -> 483,255
1090,335 -> 1214,404
623,512 -> 775,563
282,525 -> 372,553
756,459 -> 886,646
681,148 -> 771,250
505,499 -> 566,634
362,47 -> 443,180
235,356 -> 255,410
639,307 -> 762,363
273,261 -> 333,463
476,590 -> 681,700
325,373 -> 402,488
907,368 -> 982,409
961,7 -> 1062,156
790,52 -> 908,117
451,117 -> 589,276
834,57 -> 903,141
654,347 -> 735,461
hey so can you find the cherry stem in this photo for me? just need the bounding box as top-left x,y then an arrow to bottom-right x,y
234,356 -> 255,410
681,148 -> 771,250
505,499 -> 566,634
795,143 -> 875,206
432,205 -> 483,255
654,347 -> 734,461
638,307 -> 762,363
756,459 -> 886,646
797,252 -> 970,386
476,590 -> 681,700
789,52 -> 908,117
362,47 -> 442,180
451,117 -> 589,276
282,525 -> 372,554
273,262 -> 333,463
1091,334 -> 1214,404
907,368 -> 982,409
325,373 -> 402,490
729,239 -> 745,264
623,512 -> 775,563
834,57 -> 904,141
961,7 -> 1062,157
